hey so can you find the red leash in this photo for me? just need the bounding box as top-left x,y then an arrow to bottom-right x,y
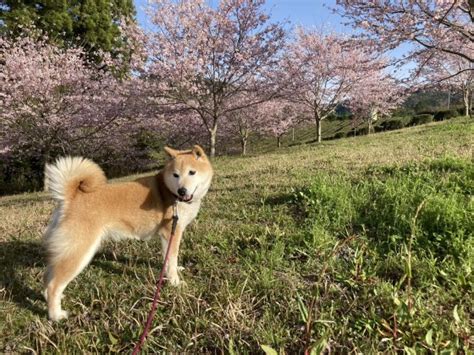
132,203 -> 179,354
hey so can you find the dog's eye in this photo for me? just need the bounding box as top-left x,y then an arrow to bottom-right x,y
173,173 -> 179,178
189,170 -> 196,176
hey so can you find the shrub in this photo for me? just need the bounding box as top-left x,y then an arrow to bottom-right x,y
0,156 -> 44,195
381,119 -> 405,131
393,108 -> 415,117
434,109 -> 458,121
334,132 -> 346,139
410,114 -> 433,126
355,126 -> 369,136
416,110 -> 436,115
456,106 -> 470,117
0,134 -> 154,195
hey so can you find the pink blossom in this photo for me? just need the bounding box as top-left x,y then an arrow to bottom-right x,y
336,1 -> 474,66
0,30 -> 152,177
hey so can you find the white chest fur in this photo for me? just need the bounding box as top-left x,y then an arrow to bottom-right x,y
176,200 -> 201,229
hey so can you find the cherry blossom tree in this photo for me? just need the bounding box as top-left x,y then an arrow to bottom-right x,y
335,1 -> 474,69
220,95 -> 301,154
419,53 -> 473,117
347,67 -> 405,133
142,0 -> 286,158
258,100 -> 299,148
0,31 -> 147,189
223,106 -> 261,155
221,93 -> 270,155
282,28 -> 384,143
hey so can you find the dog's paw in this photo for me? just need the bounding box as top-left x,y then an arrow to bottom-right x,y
170,278 -> 187,288
168,274 -> 181,286
49,310 -> 68,322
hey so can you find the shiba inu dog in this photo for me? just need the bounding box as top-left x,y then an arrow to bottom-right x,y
42,145 -> 213,321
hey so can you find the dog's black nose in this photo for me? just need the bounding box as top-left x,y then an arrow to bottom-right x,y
177,187 -> 187,196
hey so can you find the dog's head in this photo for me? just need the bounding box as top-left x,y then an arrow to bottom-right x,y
163,145 -> 213,203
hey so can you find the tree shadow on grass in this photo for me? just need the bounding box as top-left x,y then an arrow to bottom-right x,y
92,249 -> 162,276
0,240 -> 47,317
0,239 -> 162,316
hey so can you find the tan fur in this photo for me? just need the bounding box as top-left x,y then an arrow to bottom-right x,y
42,146 -> 213,321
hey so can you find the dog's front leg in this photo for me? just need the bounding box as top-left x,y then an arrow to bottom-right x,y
160,227 -> 183,286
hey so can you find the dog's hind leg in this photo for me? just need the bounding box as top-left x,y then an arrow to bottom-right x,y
44,228 -> 102,321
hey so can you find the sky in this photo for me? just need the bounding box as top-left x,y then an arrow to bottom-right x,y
134,0 -> 347,32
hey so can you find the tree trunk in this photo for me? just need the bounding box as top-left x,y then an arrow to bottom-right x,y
464,87 -> 471,117
241,137 -> 247,155
316,116 -> 322,143
277,135 -> 281,148
314,110 -> 322,143
208,123 -> 217,158
239,127 -> 249,155
470,89 -> 473,113
368,107 -> 377,135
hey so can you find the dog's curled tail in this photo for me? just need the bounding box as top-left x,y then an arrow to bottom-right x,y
44,156 -> 107,203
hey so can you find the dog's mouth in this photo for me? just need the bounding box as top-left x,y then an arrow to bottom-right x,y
178,194 -> 193,203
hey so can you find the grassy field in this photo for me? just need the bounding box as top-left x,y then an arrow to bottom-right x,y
1,118 -> 472,353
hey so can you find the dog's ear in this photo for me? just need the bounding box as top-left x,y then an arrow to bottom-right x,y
164,146 -> 178,158
192,145 -> 206,160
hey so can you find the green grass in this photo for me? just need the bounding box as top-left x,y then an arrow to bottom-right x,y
293,158 -> 473,352
1,118 -> 473,353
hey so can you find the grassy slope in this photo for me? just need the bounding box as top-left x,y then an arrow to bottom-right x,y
0,119 -> 472,353
224,115 -> 408,156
